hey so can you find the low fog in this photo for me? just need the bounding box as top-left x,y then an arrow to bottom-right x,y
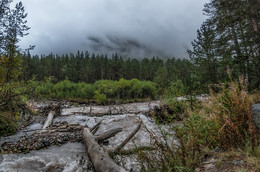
15,0 -> 208,58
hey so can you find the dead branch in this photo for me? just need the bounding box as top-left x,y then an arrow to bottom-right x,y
114,121 -> 142,153
90,120 -> 102,134
95,128 -> 123,142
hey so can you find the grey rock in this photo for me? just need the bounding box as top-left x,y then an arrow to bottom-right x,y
233,160 -> 244,165
214,146 -> 221,152
0,154 -> 3,163
252,104 -> 260,130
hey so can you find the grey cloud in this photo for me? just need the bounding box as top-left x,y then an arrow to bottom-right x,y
87,35 -> 167,58
15,0 -> 208,58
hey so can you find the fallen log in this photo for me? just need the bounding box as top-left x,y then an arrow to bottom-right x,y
42,111 -> 55,129
82,128 -> 127,172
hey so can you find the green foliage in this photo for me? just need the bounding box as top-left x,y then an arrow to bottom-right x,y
33,78 -> 158,104
140,81 -> 157,99
77,82 -> 95,99
117,78 -> 130,99
53,79 -> 75,98
165,80 -> 185,98
205,77 -> 257,150
153,66 -> 168,88
94,90 -> 107,104
35,77 -> 54,97
160,80 -> 187,119
188,0 -> 260,89
138,75 -> 258,171
94,80 -> 118,99
179,113 -> 219,149
0,112 -> 18,136
138,112 -> 218,171
129,78 -> 142,99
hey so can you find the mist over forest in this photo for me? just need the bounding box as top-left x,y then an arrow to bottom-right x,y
1,0 -> 260,171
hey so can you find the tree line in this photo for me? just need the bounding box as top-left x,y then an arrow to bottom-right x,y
20,52 -> 194,89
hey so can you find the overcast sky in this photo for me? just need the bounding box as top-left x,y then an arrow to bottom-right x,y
14,0 -> 208,58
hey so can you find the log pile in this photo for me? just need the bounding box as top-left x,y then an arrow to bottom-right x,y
82,121 -> 142,172
0,122 -> 82,154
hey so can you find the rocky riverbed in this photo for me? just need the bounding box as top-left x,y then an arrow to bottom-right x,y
0,101 -> 174,172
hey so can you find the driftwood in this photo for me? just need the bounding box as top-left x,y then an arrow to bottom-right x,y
114,121 -> 142,153
90,120 -> 102,134
82,128 -> 127,172
95,128 -> 123,142
81,121 -> 144,172
42,111 -> 55,129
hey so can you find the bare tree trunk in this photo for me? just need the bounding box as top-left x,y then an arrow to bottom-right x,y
250,0 -> 260,86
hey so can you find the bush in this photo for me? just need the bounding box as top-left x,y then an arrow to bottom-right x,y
205,77 -> 257,150
33,78 -> 159,103
94,80 -> 118,99
137,76 -> 258,171
129,78 -> 142,99
36,77 -> 55,97
138,112 -> 218,171
165,80 -> 185,98
0,112 -> 19,136
94,90 -> 107,104
140,81 -> 157,99
117,78 -> 131,99
78,82 -> 95,99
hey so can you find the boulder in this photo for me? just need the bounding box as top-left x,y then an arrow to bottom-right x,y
252,104 -> 260,131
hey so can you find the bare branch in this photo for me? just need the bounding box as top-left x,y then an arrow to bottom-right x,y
95,128 -> 123,142
114,121 -> 142,153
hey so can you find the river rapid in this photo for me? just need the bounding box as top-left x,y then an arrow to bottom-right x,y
0,101 -> 174,172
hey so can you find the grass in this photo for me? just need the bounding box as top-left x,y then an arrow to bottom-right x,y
136,76 -> 260,171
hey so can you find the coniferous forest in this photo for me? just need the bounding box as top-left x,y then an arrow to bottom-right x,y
1,0 -> 260,171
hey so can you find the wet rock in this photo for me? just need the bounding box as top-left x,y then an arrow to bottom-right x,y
43,141 -> 51,147
252,104 -> 260,131
233,160 -> 244,165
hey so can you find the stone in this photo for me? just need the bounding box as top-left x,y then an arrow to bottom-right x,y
252,104 -> 260,130
233,160 -> 244,165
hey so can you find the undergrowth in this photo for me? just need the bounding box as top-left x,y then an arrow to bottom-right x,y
137,76 -> 259,171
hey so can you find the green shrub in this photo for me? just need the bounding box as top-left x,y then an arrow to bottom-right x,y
140,81 -> 157,99
53,79 -> 75,98
36,78 -> 54,97
117,78 -> 131,99
94,90 -> 107,104
94,80 -> 118,99
166,80 -> 185,98
129,78 -> 142,99
78,82 -> 95,99
0,112 -> 18,136
138,112 -> 218,171
33,78 -> 159,102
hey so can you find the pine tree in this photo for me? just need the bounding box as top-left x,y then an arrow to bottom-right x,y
0,0 -> 30,107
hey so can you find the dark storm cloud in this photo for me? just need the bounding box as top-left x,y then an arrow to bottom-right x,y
15,0 -> 208,58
